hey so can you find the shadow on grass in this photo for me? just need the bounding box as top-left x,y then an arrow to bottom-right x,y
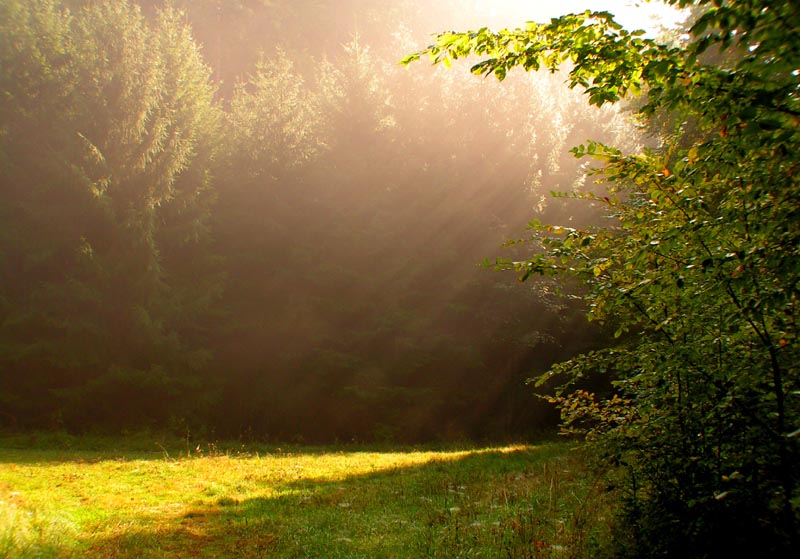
75,444 -> 594,559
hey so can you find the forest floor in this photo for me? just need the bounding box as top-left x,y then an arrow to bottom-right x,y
0,434 -> 611,558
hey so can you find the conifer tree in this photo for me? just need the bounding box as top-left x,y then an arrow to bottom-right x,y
0,0 -> 220,429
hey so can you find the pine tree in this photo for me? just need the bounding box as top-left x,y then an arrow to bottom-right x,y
0,0 -> 220,429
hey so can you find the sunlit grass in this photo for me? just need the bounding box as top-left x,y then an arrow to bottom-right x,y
0,437 -> 612,558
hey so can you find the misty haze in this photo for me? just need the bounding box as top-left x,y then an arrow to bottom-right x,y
0,0 -> 646,441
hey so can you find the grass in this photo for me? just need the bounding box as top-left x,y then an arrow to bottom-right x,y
0,434 -> 612,558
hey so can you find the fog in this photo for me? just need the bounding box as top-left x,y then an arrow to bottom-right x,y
0,0 -> 668,441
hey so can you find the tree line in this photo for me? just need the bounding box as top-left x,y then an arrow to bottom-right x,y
0,0 -> 636,440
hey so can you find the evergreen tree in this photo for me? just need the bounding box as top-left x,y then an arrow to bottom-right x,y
0,0 -> 220,429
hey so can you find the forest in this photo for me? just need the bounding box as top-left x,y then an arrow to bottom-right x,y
2,0 -> 798,557
0,0 -> 637,441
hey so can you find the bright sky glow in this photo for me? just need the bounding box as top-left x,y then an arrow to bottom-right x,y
473,0 -> 688,36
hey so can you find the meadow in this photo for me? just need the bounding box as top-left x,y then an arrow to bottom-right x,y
0,435 -> 610,558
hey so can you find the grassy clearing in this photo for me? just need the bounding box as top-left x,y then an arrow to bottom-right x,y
0,435 -> 612,558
